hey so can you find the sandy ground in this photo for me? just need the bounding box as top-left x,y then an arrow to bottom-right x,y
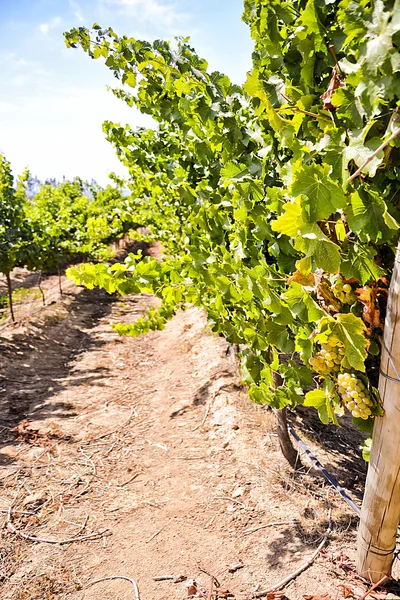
0,269 -> 398,600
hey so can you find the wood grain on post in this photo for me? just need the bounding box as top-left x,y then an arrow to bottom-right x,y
356,243 -> 400,582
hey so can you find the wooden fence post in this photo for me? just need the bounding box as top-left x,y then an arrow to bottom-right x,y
356,243 -> 400,582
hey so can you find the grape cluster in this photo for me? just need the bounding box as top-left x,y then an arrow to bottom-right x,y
332,277 -> 356,304
309,341 -> 345,374
337,373 -> 372,420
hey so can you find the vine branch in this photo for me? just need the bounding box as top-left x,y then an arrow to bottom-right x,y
348,128 -> 400,182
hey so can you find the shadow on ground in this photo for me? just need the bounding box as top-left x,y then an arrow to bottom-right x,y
0,287 -> 124,464
288,405 -> 367,502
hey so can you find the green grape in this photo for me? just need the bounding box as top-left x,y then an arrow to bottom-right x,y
337,373 -> 373,419
309,340 -> 345,374
332,277 -> 357,305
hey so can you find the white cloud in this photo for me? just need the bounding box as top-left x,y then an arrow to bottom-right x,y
69,0 -> 85,23
38,16 -> 62,35
101,0 -> 186,27
0,53 -> 53,89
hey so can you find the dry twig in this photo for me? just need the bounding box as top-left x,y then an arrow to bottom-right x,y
197,566 -> 221,589
358,575 -> 390,600
192,394 -> 216,432
86,575 -> 140,599
73,514 -> 89,536
328,44 -> 344,76
252,511 -> 332,598
7,506 -> 109,545
93,406 -> 136,441
146,518 -> 172,543
207,575 -> 214,600
243,520 -> 299,536
78,448 -> 97,475
117,472 -> 141,488
213,496 -> 247,509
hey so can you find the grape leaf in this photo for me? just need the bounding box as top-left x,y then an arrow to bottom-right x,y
271,200 -> 305,236
291,164 -> 347,221
316,313 -> 368,371
304,389 -> 338,425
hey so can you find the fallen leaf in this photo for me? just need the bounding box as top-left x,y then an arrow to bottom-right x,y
337,583 -> 355,598
12,420 -> 54,447
217,589 -> 235,598
186,578 -> 198,597
266,593 -> 285,600
320,549 -> 355,573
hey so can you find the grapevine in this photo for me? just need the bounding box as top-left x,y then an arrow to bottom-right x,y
63,0 -> 400,452
0,160 -> 138,320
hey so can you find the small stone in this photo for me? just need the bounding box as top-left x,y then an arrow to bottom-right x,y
232,487 -> 244,498
232,424 -> 239,430
23,491 -> 47,509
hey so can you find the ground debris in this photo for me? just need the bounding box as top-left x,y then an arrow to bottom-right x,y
0,276 -> 363,599
303,595 -> 333,600
228,561 -> 244,573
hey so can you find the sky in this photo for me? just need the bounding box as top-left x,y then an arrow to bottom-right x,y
0,0 -> 253,186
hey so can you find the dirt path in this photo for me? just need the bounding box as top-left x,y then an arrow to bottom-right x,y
0,277 -> 388,600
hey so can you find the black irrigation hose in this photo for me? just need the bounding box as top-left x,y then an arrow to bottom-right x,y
287,424 -> 361,517
288,426 -> 400,560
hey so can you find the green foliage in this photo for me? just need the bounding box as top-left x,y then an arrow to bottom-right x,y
362,437 -> 372,462
0,155 -> 30,276
64,0 -> 400,434
0,157 -> 139,321
25,177 -> 136,272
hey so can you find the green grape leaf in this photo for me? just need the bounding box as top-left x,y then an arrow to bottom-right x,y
291,164 -> 347,221
344,129 -> 385,179
341,245 -> 385,284
296,224 -> 341,273
316,313 -> 368,371
304,389 -> 338,425
296,256 -> 312,275
361,437 -> 372,461
271,200 -> 305,236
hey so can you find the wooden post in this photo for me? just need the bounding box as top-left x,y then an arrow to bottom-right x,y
356,243 -> 400,582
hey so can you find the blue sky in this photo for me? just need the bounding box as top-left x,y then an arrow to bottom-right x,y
0,0 -> 253,185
